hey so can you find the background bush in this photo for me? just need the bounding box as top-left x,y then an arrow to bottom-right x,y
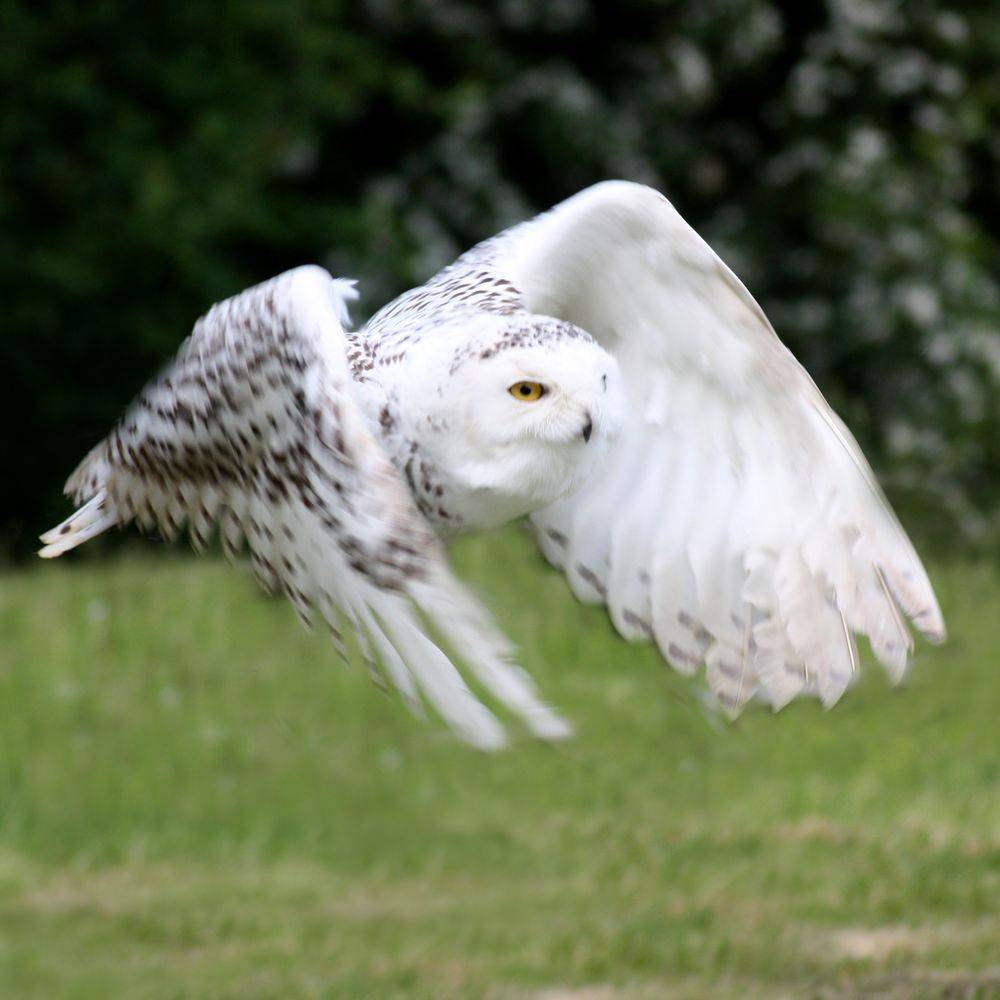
5,0 -> 1000,555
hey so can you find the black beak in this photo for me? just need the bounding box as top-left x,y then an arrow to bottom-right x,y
581,414 -> 593,443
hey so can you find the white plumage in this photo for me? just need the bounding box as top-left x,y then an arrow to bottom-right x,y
40,181 -> 945,746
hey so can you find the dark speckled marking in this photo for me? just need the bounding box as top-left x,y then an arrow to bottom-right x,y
667,643 -> 701,668
622,608 -> 653,636
545,527 -> 569,549
575,563 -> 607,600
80,270 -> 434,610
713,659 -> 742,681
448,317 -> 591,376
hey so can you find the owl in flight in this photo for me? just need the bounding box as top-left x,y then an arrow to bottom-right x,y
41,181 -> 945,748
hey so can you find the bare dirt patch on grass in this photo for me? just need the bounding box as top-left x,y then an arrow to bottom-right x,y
819,920 -> 1000,961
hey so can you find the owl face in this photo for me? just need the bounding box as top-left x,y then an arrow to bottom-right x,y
473,339 -> 621,450
399,316 -> 624,525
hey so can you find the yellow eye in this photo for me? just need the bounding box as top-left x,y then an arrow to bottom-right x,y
509,381 -> 546,402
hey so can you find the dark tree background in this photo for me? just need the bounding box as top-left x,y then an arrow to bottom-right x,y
5,0 -> 1000,556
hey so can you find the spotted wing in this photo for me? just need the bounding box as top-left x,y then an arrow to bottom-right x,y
469,181 -> 945,712
40,266 -> 568,748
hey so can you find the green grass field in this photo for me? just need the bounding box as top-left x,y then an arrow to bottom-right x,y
1,529 -> 998,999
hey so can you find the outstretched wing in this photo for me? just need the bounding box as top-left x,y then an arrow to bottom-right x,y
40,266 -> 568,749
466,181 -> 945,712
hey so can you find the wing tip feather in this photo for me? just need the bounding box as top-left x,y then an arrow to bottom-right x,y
38,492 -> 116,558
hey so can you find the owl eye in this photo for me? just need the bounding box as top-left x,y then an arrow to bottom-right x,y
509,381 -> 546,402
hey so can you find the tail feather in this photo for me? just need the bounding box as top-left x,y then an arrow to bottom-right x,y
413,570 -> 574,743
39,491 -> 118,558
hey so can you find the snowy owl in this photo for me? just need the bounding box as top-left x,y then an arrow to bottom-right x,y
40,181 -> 945,749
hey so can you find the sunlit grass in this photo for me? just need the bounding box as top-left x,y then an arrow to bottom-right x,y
0,529 -> 997,998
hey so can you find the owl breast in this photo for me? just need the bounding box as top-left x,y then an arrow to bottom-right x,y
402,432 -> 599,536
368,395 -> 592,536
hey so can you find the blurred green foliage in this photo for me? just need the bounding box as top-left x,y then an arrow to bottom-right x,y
4,0 -> 1000,553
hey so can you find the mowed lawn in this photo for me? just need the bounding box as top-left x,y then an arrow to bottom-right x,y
0,529 -> 998,999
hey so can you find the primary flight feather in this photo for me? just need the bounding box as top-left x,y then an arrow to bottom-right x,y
41,181 -> 945,745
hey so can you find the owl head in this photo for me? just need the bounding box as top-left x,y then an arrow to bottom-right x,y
398,314 -> 624,526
